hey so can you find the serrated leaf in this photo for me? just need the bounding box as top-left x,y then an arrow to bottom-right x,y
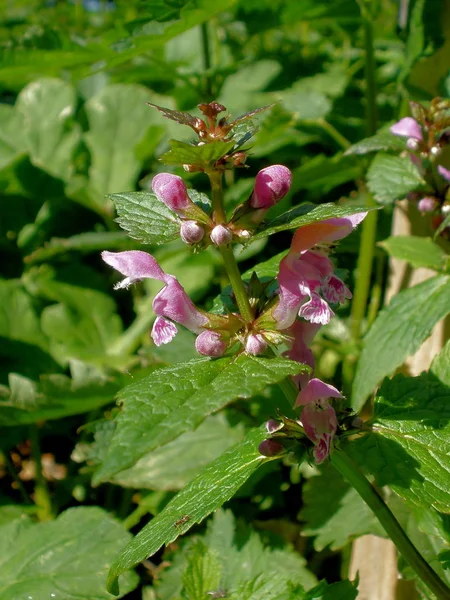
106,426 -> 273,595
160,139 -> 235,167
352,275 -> 450,409
0,507 -> 138,599
111,414 -> 245,490
252,203 -> 371,241
346,373 -> 450,516
367,153 -> 426,204
431,340 -> 450,387
146,102 -> 200,129
110,191 -> 180,245
299,465 -> 385,551
379,235 -> 447,271
93,355 -> 306,484
182,541 -> 222,600
345,130 -> 406,155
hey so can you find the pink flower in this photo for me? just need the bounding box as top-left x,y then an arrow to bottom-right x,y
438,165 -> 450,182
273,215 -> 365,329
250,165 -> 292,209
296,378 -> 343,464
102,250 -> 209,345
390,117 -> 423,141
283,320 -> 321,388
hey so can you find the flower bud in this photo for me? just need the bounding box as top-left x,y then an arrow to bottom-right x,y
258,439 -> 284,457
245,333 -> 268,355
180,220 -> 205,244
417,196 -> 437,213
250,165 -> 292,209
236,229 -> 252,242
406,138 -> 420,151
210,224 -> 232,246
195,330 -> 227,357
266,419 -> 283,434
152,173 -> 191,214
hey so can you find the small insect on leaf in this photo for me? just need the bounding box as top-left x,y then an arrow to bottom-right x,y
174,514 -> 190,528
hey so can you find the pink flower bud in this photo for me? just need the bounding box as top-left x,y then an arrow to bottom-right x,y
210,224 -> 232,246
250,165 -> 292,209
152,173 -> 191,215
417,197 -> 437,213
245,333 -> 268,355
195,330 -> 227,357
258,439 -> 284,457
180,220 -> 205,244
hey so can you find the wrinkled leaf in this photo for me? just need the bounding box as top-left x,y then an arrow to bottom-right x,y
93,355 -> 306,483
367,153 -> 426,205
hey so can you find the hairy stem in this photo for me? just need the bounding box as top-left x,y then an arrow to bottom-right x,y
331,450 -> 450,600
207,170 -> 253,322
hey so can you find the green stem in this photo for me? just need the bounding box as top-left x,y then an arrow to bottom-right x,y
109,298 -> 154,356
349,198 -> 378,342
200,22 -> 213,100
331,450 -> 450,600
316,118 -> 351,150
362,8 -> 378,137
207,169 -> 227,224
220,245 -> 254,322
29,426 -> 53,521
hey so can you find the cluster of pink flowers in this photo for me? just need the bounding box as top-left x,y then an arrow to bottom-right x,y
390,111 -> 450,232
102,166 -> 366,463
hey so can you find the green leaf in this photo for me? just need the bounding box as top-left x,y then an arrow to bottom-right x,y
291,154 -> 363,195
111,414 -> 245,490
16,78 -> 80,181
0,104 -> 26,170
0,361 -> 121,425
24,231 -> 132,264
346,373 -> 450,516
93,355 -> 306,484
345,130 -> 406,155
0,280 -> 46,350
304,579 -> 358,600
182,541 -> 222,600
106,426 -> 273,595
0,507 -> 138,599
299,465 -> 385,551
352,275 -> 450,409
252,203 -> 371,241
159,139 -> 235,167
379,236 -> 447,271
367,153 -> 426,205
84,84 -> 166,205
110,191 -> 180,245
431,340 -> 450,387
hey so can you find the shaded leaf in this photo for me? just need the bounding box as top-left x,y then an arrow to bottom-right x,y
106,427 -> 274,595
0,507 -> 138,599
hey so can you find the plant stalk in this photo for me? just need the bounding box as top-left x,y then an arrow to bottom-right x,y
331,450 -> 450,600
200,22 -> 213,100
